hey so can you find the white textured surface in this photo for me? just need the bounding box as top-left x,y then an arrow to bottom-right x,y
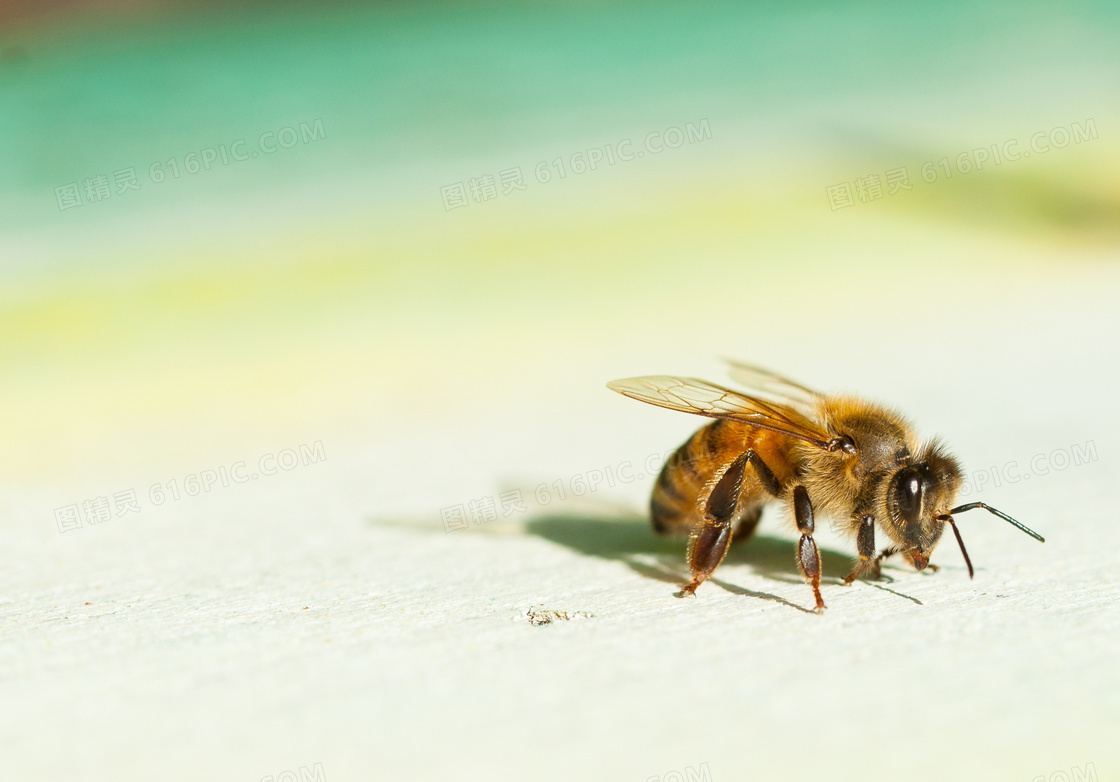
2,271 -> 1119,782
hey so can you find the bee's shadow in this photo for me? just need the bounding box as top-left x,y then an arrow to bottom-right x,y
524,509 -> 855,606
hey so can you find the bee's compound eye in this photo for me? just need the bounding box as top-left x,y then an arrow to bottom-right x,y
893,466 -> 924,526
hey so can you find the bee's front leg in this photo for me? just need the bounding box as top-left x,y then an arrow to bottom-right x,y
793,486 -> 826,613
865,546 -> 900,581
678,451 -> 750,598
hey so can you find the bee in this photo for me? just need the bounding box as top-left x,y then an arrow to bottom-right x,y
607,361 -> 1044,612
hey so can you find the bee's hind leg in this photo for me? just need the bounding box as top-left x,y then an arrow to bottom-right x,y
678,452 -> 751,598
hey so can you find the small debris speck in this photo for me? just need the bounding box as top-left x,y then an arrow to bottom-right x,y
515,607 -> 594,626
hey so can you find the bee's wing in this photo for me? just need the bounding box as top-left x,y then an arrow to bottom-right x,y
607,376 -> 837,451
724,359 -> 821,418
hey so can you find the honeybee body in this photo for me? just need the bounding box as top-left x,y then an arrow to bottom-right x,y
653,398 -> 936,547
608,364 -> 1043,612
651,419 -> 794,538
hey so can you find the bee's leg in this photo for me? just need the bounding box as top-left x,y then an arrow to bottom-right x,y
842,515 -> 877,585
729,451 -> 780,546
875,547 -> 899,574
730,505 -> 763,544
678,451 -> 751,597
844,547 -> 923,584
792,486 -> 826,613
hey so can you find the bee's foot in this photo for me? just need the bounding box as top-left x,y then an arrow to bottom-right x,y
843,562 -> 881,585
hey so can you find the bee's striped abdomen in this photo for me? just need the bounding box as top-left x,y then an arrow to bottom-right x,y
650,421 -> 722,535
650,420 -> 792,538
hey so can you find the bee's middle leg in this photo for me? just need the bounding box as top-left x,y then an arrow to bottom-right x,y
843,515 -> 878,585
792,486 -> 826,613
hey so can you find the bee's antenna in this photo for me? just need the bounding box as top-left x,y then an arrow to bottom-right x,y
944,517 -> 974,579
948,502 -> 1045,542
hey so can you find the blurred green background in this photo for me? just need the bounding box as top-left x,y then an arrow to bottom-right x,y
1,0 -> 1118,485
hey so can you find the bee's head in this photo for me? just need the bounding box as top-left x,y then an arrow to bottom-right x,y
884,441 -> 962,569
881,440 -> 1045,577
